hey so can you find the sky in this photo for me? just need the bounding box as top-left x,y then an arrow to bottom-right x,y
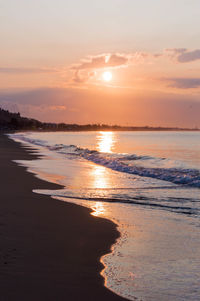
1,0 -> 200,127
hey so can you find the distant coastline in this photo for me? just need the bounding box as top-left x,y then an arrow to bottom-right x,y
1,107 -> 199,132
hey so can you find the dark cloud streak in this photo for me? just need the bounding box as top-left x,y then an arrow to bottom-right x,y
0,67 -> 57,74
165,77 -> 200,89
165,48 -> 200,63
178,49 -> 200,63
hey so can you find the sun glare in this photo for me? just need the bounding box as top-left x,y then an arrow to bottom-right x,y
97,131 -> 115,153
102,71 -> 112,82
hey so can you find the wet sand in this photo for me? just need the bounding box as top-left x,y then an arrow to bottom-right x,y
0,134 -> 128,301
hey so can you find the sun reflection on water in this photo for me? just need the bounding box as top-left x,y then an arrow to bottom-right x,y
91,201 -> 106,217
97,131 -> 116,153
88,131 -> 117,217
91,164 -> 109,189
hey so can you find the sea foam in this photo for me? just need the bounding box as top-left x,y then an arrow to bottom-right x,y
10,133 -> 200,188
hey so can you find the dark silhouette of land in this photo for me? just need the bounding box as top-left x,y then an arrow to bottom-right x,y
0,107 -> 199,131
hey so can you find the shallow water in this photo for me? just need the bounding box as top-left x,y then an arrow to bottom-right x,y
10,131 -> 200,301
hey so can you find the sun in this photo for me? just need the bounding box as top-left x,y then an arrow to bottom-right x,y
102,71 -> 112,82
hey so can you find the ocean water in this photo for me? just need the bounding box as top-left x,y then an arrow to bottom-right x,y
10,131 -> 200,301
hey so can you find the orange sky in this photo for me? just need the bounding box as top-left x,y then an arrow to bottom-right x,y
1,0 -> 200,127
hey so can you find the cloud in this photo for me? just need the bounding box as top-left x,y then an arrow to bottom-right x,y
105,54 -> 128,67
71,52 -> 150,84
72,70 -> 89,84
49,105 -> 67,111
165,48 -> 200,63
177,49 -> 200,63
71,53 -> 129,84
165,48 -> 187,54
70,48 -> 200,85
0,67 -> 57,74
72,53 -> 129,71
165,77 -> 200,89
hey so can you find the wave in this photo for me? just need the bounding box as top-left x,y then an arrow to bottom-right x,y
11,133 -> 200,188
32,190 -> 199,216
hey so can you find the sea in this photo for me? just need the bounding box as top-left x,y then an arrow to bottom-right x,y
10,131 -> 200,301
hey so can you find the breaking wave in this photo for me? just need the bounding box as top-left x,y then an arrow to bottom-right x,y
10,133 -> 200,188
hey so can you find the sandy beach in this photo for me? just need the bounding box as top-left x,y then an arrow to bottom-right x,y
0,133 -> 128,301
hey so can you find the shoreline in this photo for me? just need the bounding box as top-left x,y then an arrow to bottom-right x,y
0,133 -> 128,301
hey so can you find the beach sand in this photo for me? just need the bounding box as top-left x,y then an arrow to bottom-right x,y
0,134 -> 128,301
